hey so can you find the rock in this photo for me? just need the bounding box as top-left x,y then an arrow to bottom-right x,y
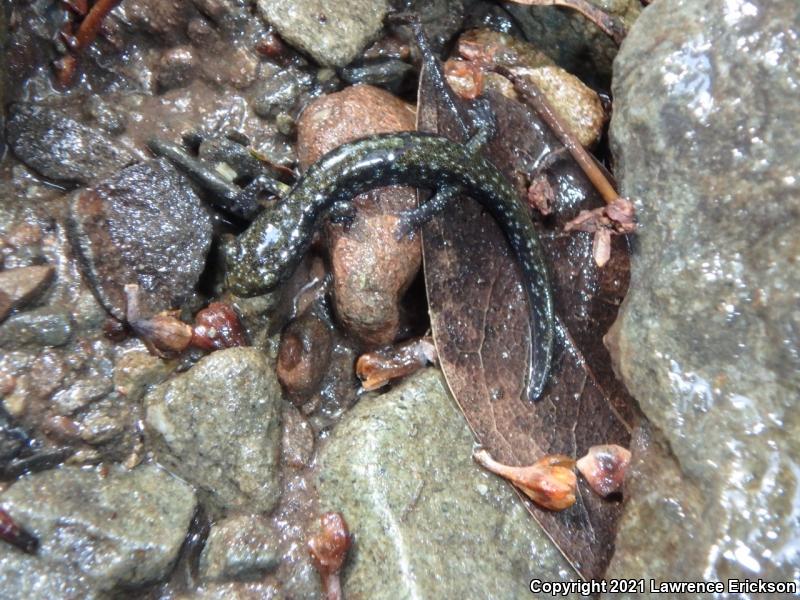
0,409 -> 28,463
251,66 -> 314,119
390,0 -> 465,52
182,581 -> 282,599
0,307 -> 72,349
121,0 -> 196,44
0,266 -> 54,321
113,348 -> 175,403
51,376 -> 112,414
257,0 -> 388,67
199,514 -> 280,582
145,347 -> 283,514
69,158 -> 212,321
449,29 -> 605,147
315,369 -> 575,597
6,103 -> 134,184
156,46 -> 197,91
281,402 -> 315,468
276,311 -> 333,402
495,66 -> 605,147
605,0 -> 800,591
505,0 -> 641,87
0,464 -> 196,598
297,86 -> 420,346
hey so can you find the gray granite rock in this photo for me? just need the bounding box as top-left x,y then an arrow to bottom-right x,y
257,0 -> 388,67
605,0 -> 800,592
69,158 -> 212,321
315,369 -> 575,599
199,514 -> 280,582
0,464 -> 196,599
145,347 -> 283,515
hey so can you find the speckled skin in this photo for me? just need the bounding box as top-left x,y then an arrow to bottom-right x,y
225,132 -> 554,399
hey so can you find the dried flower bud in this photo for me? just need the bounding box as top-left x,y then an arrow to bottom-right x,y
473,448 -> 577,511
131,314 -> 193,355
356,336 -> 437,391
527,175 -> 555,215
0,508 -> 39,555
308,512 -> 351,600
576,444 -> 631,497
191,302 -> 248,351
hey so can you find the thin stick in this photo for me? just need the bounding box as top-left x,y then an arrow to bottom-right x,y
74,0 -> 122,52
494,66 -> 620,206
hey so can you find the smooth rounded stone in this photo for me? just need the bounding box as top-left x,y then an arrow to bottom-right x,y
257,0 -> 389,67
277,311 -> 333,402
199,514 -> 280,582
315,369 -> 575,598
69,158 -> 212,321
6,103 -> 135,184
251,66 -> 314,119
297,85 -> 420,347
504,0 -> 641,87
605,0 -> 800,591
113,347 -> 176,403
157,45 -> 197,92
0,464 -> 196,599
145,347 -> 283,514
0,306 -> 73,349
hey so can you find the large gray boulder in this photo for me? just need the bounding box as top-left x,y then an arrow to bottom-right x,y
606,0 -> 800,590
316,369 -> 576,599
0,464 -> 196,599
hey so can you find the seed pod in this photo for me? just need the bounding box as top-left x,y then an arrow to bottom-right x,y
356,336 -> 437,391
473,448 -> 577,511
308,512 -> 351,600
576,444 -> 631,497
191,302 -> 248,351
130,314 -> 193,355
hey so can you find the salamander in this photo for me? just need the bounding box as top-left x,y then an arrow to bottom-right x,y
223,131 -> 555,400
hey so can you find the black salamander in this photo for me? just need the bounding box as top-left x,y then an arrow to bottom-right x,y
224,131 -> 555,400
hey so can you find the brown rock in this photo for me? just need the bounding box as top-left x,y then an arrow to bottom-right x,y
277,311 -> 333,402
0,265 -> 55,321
297,85 -> 420,346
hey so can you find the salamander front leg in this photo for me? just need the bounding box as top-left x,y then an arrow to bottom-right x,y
394,186 -> 460,239
393,124 -> 494,240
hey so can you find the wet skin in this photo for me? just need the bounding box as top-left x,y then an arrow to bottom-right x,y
224,131 -> 554,400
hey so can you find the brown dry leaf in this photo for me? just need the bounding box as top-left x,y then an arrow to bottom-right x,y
418,64 -> 634,579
